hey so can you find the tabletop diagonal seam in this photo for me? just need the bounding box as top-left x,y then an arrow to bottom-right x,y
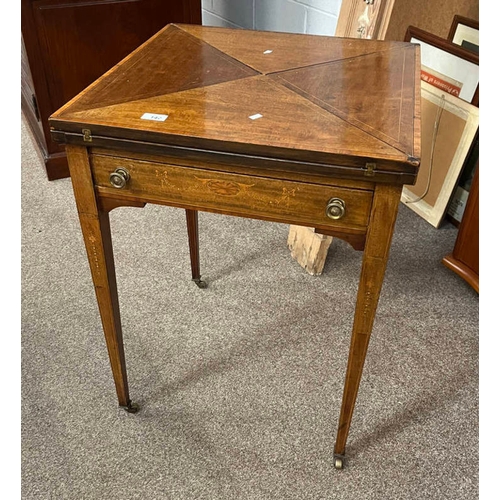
265,46 -> 398,77
175,23 -> 264,76
173,23 -> 406,77
50,24 -> 174,119
270,74 -> 410,157
59,25 -> 260,115
262,77 -> 407,160
198,41 -> 262,76
65,25 -> 184,114
56,75 -> 266,121
53,75 -> 408,164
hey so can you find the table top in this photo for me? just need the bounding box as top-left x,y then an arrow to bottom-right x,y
49,24 -> 421,183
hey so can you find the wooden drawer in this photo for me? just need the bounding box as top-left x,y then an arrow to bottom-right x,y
91,154 -> 373,233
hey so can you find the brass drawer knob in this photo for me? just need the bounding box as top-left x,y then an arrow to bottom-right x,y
109,168 -> 130,189
326,198 -> 346,220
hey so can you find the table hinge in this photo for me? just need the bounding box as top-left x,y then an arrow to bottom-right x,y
82,129 -> 92,142
364,162 -> 376,177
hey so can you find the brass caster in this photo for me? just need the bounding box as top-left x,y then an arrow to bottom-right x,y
120,401 -> 140,414
334,455 -> 345,470
193,278 -> 208,289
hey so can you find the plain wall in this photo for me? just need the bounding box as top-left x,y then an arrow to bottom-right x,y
201,0 -> 342,36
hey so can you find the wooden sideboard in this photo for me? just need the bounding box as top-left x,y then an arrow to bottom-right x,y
21,0 -> 201,181
442,164 -> 479,292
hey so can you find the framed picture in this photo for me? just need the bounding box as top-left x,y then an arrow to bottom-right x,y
405,26 -> 479,106
448,15 -> 479,54
446,133 -> 479,224
400,81 -> 479,228
445,16 -> 479,224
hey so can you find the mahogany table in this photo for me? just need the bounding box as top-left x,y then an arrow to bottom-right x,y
49,24 -> 421,469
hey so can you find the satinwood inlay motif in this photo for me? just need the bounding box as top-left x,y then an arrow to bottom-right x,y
196,178 -> 254,196
87,234 -> 101,278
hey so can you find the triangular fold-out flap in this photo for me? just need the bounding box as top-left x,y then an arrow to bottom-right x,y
272,46 -> 418,155
60,76 -> 407,163
175,24 -> 407,75
59,24 -> 258,116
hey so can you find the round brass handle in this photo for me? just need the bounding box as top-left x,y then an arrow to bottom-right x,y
109,168 -> 130,189
326,198 -> 346,220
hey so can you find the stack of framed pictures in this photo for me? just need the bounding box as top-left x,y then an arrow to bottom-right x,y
449,15 -> 479,54
400,18 -> 479,227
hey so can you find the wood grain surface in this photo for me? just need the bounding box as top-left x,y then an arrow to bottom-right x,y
334,183 -> 403,457
65,145 -> 132,409
91,154 -> 373,234
50,23 -> 421,182
442,166 -> 479,292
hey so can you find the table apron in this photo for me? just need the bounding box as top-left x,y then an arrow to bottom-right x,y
91,154 -> 373,235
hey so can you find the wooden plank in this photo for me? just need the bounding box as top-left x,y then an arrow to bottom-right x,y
287,226 -> 333,276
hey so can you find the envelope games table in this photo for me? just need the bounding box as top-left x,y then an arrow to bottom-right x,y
49,24 -> 421,469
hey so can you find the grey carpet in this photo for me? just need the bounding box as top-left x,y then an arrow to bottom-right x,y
21,115 -> 478,500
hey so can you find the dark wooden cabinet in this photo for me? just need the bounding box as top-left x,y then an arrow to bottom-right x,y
21,0 -> 201,180
442,165 -> 479,292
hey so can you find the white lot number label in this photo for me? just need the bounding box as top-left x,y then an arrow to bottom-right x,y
141,113 -> 168,122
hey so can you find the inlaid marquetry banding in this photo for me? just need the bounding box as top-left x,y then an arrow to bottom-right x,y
87,234 -> 101,278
